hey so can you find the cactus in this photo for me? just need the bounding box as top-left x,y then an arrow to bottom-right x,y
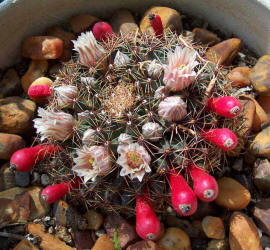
33,30 -> 243,214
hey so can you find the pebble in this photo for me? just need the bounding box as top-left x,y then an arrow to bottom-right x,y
127,240 -> 160,250
22,36 -> 63,60
92,234 -> 115,250
260,235 -> 270,249
55,225 -> 73,244
229,212 -> 262,250
31,172 -> 41,185
104,214 -> 137,249
207,239 -> 229,250
53,200 -> 87,231
226,67 -> 251,88
258,96 -> 270,120
215,177 -> 251,210
253,198 -> 270,236
202,216 -> 225,240
0,68 -> 21,98
27,223 -> 74,250
69,14 -> 100,34
253,158 -> 270,191
41,173 -> 52,186
205,38 -> 242,65
192,28 -> 220,46
0,133 -> 25,160
15,170 -> 30,187
14,239 -> 38,250
84,209 -> 103,230
158,227 -> 191,250
249,55 -> 270,96
0,186 -> 50,228
140,6 -> 183,34
0,97 -> 36,134
0,164 -> 15,191
232,158 -> 243,172
21,59 -> 48,92
46,26 -> 76,61
111,9 -> 138,35
250,126 -> 270,159
74,230 -> 94,250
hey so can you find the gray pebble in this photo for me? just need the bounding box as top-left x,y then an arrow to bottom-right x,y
41,174 -> 51,186
95,229 -> 105,238
15,170 -> 30,187
31,172 -> 40,185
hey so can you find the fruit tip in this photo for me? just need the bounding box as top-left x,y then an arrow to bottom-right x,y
41,194 -> 48,203
9,164 -> 17,172
148,13 -> 156,20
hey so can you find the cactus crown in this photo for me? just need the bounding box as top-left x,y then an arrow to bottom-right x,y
36,31 -> 242,214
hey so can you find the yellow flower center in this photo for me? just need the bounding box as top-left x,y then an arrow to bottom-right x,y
126,151 -> 143,169
88,156 -> 94,166
179,64 -> 186,69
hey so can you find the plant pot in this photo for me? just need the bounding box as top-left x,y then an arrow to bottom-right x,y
0,0 -> 269,68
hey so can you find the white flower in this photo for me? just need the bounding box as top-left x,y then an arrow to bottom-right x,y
82,129 -> 97,145
80,77 -> 97,86
118,133 -> 132,145
114,50 -> 130,67
163,46 -> 198,92
72,31 -> 105,68
142,122 -> 164,142
34,108 -> 75,141
158,96 -> 187,122
148,60 -> 164,78
72,145 -> 111,183
54,85 -> 78,107
117,143 -> 151,182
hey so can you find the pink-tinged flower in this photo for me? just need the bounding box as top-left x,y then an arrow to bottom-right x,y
114,50 -> 130,67
117,143 -> 151,182
158,96 -> 187,122
54,85 -> 78,107
148,59 -> 164,78
72,145 -> 111,183
34,108 -> 75,141
142,122 -> 164,142
163,46 -> 198,92
118,133 -> 132,145
72,31 -> 105,68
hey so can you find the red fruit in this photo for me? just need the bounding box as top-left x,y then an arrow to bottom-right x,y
28,84 -> 52,99
148,14 -> 164,39
169,170 -> 197,216
41,177 -> 82,204
10,144 -> 62,172
207,96 -> 242,118
189,164 -> 218,202
136,191 -> 161,240
92,22 -> 114,41
201,128 -> 238,151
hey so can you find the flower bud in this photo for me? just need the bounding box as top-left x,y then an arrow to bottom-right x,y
54,85 -> 78,107
82,129 -> 97,145
142,122 -> 163,142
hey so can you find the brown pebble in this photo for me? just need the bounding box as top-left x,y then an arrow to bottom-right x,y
215,177 -> 251,210
249,55 -> 270,96
0,68 -> 21,98
92,234 -> 115,250
21,60 -> 49,92
84,209 -> 103,230
226,66 -> 251,87
258,95 -> 270,120
0,133 -> 25,159
140,6 -> 183,35
127,240 -> 161,250
22,36 -> 63,60
205,38 -> 242,66
192,28 -> 220,46
46,26 -> 76,61
253,198 -> 270,237
69,14 -> 100,34
202,216 -> 225,240
253,158 -> 270,191
229,212 -> 262,250
111,9 -> 139,35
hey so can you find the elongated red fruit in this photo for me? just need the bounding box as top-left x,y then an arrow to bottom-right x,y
92,22 -> 114,41
148,14 -> 164,39
41,177 -> 82,204
189,164 -> 218,202
28,84 -> 52,99
136,191 -> 161,240
201,128 -> 237,151
10,145 -> 62,172
169,170 -> 197,216
207,96 -> 242,118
